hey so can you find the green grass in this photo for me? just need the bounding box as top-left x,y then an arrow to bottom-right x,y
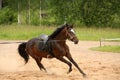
0,25 -> 55,40
91,46 -> 120,53
76,27 -> 120,41
0,25 -> 120,40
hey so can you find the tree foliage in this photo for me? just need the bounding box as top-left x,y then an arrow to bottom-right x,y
0,0 -> 120,27
80,0 -> 120,27
0,7 -> 17,24
49,0 -> 120,27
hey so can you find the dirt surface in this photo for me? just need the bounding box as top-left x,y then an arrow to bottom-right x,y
0,40 -> 120,80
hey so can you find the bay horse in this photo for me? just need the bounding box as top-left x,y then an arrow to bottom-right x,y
18,23 -> 86,76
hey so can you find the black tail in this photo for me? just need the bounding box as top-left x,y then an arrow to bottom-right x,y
18,42 -> 29,64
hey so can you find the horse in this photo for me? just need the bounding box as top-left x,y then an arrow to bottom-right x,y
18,23 -> 86,76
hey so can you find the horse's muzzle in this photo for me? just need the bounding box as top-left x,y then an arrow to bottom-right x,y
74,40 -> 79,44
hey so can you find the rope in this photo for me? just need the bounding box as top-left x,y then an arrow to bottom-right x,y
0,41 -> 25,44
0,40 -> 66,44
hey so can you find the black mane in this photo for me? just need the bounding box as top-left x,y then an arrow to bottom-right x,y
48,25 -> 66,39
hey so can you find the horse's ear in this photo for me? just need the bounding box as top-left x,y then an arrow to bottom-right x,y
65,23 -> 68,26
70,24 -> 73,28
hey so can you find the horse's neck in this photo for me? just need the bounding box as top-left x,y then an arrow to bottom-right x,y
49,31 -> 67,44
54,34 -> 66,40
52,36 -> 66,46
55,32 -> 67,40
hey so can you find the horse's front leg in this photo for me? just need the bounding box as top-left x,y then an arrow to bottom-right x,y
56,57 -> 72,73
66,54 -> 86,76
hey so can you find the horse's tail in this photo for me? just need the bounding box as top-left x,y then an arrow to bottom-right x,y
18,42 -> 29,64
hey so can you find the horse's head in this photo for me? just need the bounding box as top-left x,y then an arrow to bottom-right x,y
48,23 -> 79,44
64,24 -> 79,44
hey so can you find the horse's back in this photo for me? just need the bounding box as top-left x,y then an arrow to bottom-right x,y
26,37 -> 49,52
27,37 -> 40,47
26,37 -> 46,57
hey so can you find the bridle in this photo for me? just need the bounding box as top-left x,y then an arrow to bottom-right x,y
66,28 -> 76,40
65,27 -> 79,44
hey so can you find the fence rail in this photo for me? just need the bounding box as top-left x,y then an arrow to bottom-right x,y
100,38 -> 120,47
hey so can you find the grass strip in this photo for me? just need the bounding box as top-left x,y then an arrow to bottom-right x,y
91,46 -> 120,53
0,25 -> 120,40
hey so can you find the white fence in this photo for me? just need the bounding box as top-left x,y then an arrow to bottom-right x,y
100,38 -> 120,47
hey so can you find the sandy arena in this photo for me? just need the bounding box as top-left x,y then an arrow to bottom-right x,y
0,40 -> 120,80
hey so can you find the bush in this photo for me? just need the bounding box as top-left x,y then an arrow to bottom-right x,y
0,7 -> 17,24
31,16 -> 40,26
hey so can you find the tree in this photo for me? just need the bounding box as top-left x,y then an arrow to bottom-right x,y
28,0 -> 30,24
0,0 -> 2,9
18,0 -> 21,24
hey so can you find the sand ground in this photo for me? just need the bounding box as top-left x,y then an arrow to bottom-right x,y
0,40 -> 120,80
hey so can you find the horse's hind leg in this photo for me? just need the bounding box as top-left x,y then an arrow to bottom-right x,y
56,57 -> 72,73
35,58 -> 47,72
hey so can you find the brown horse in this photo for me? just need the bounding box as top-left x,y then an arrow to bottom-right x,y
18,23 -> 86,76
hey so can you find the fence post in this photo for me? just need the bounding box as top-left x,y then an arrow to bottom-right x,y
100,38 -> 103,47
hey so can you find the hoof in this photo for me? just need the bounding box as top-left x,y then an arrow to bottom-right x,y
83,73 -> 87,78
67,69 -> 72,74
47,55 -> 53,58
